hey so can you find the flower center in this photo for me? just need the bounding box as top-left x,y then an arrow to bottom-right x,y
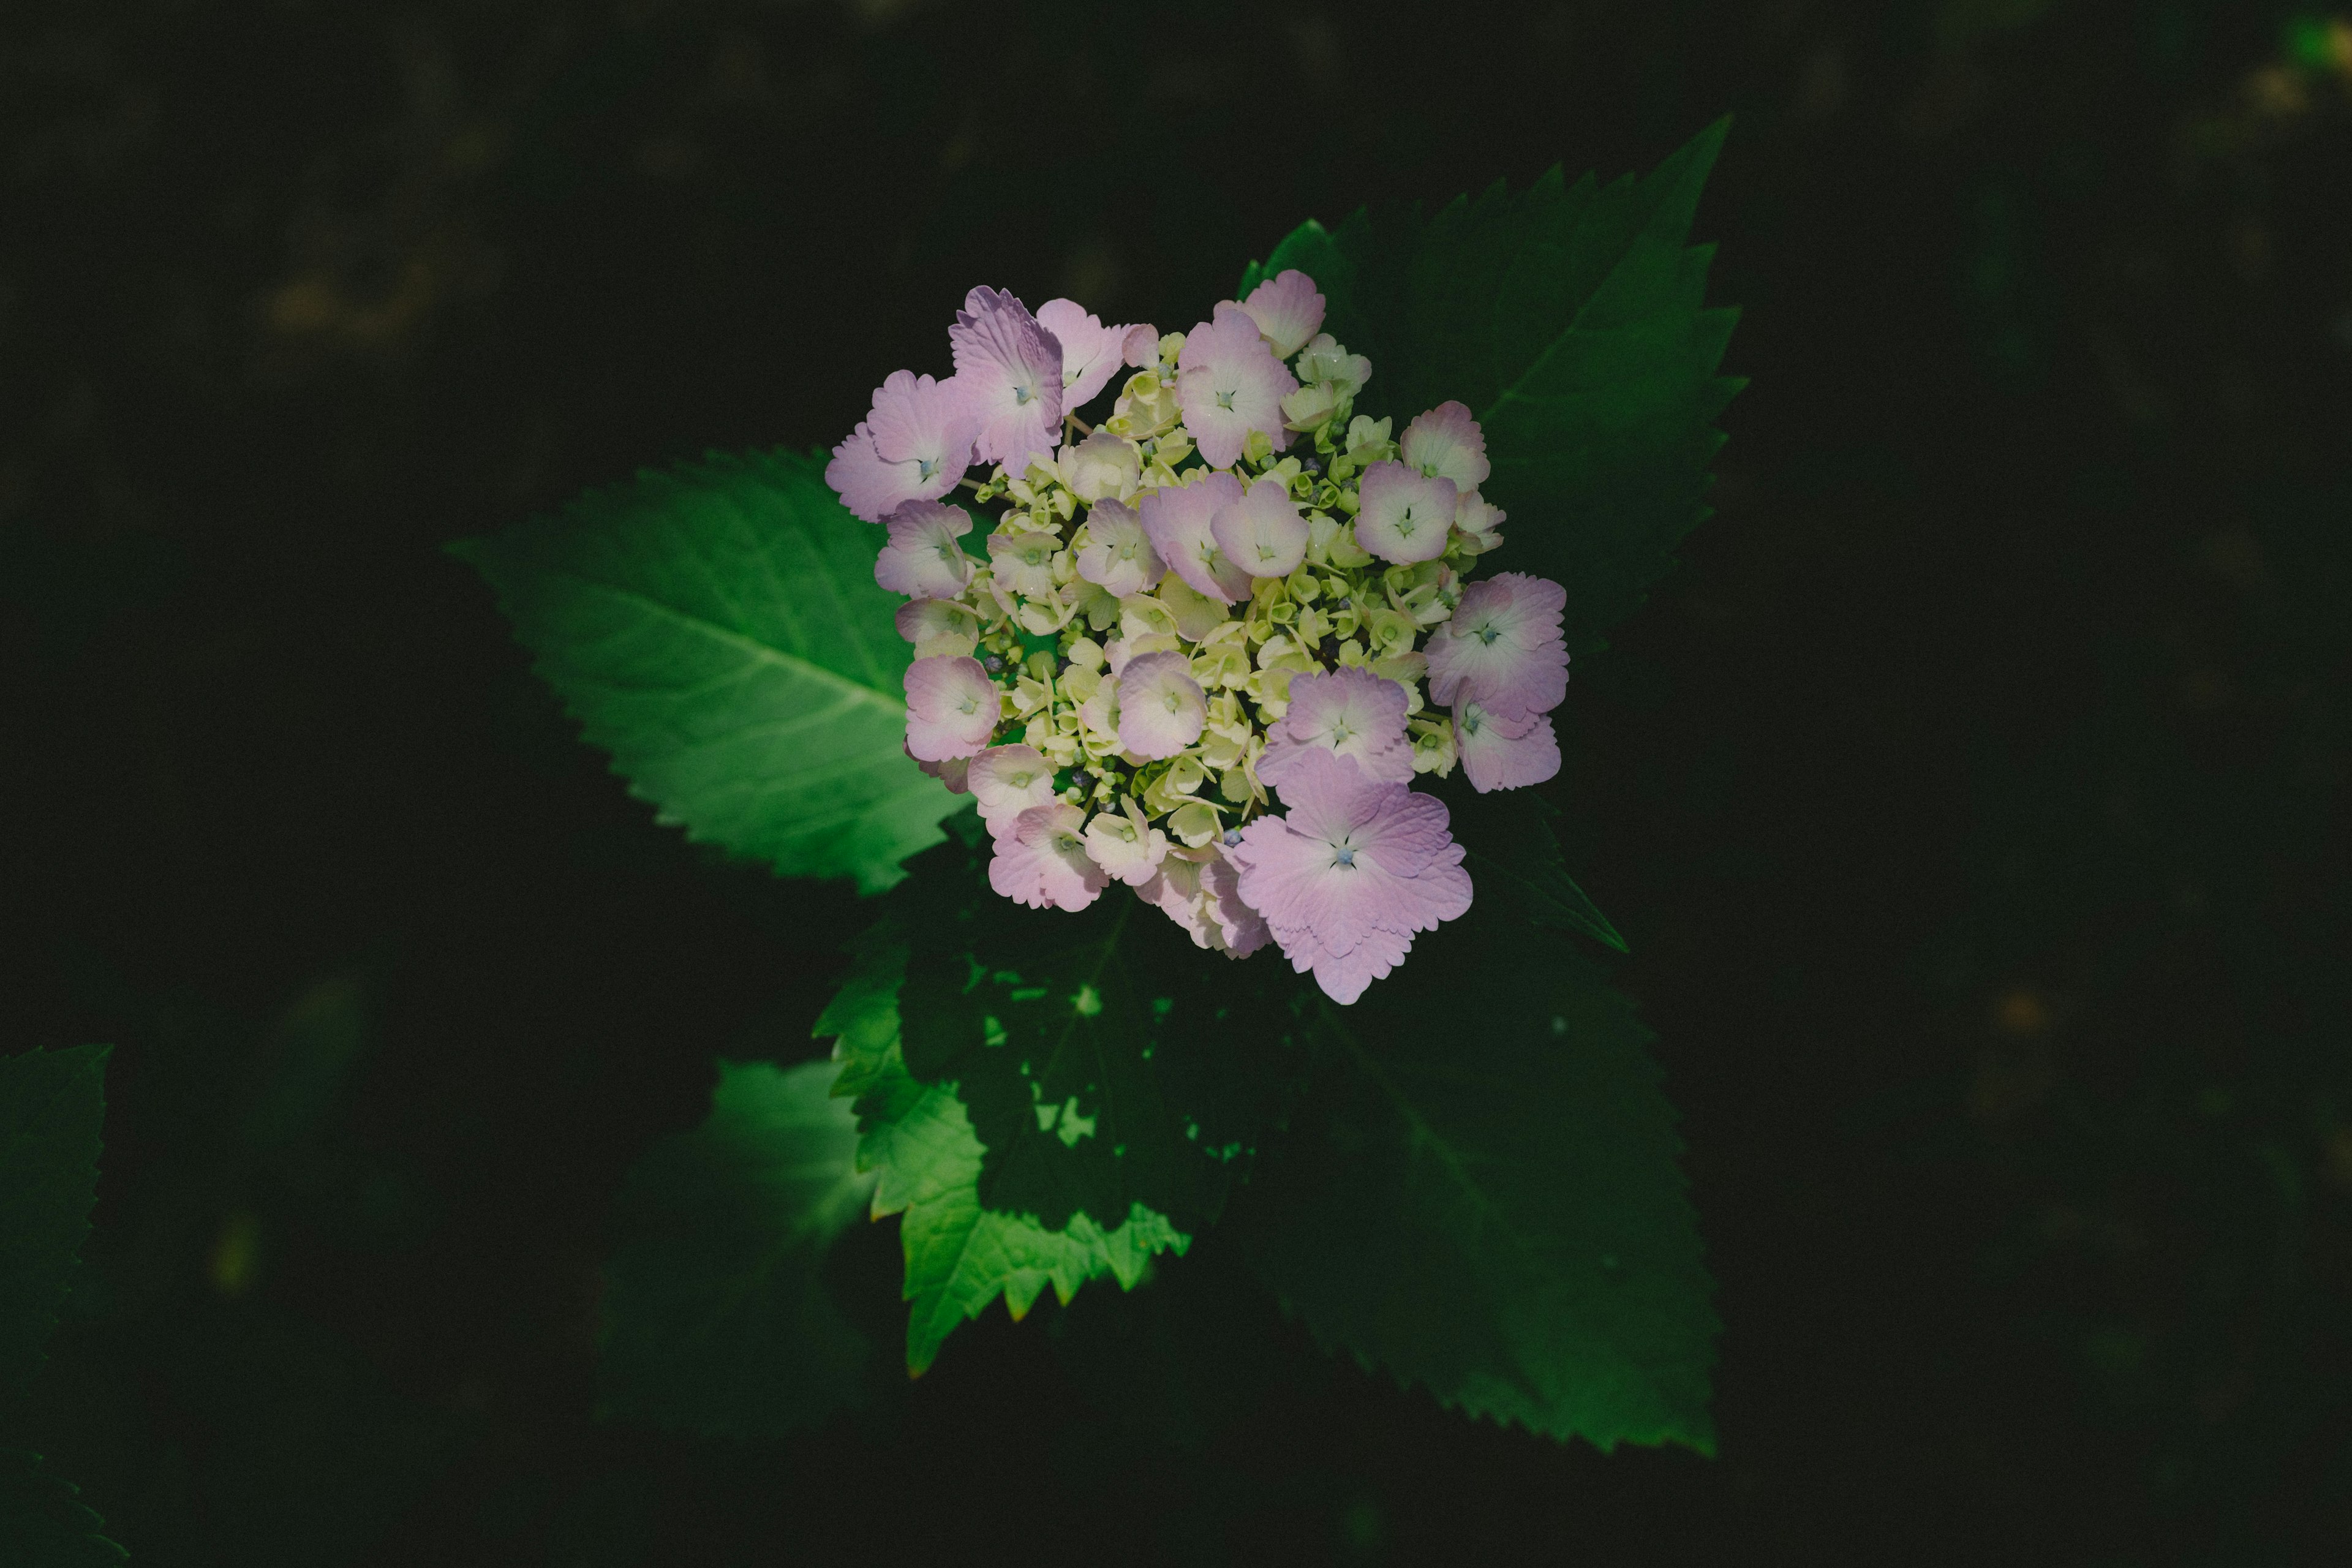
1396,507 -> 1419,535
1163,692 -> 1183,714
1053,832 -> 1082,853
1333,845 -> 1355,867
957,695 -> 979,715
917,455 -> 941,480
1476,624 -> 1501,646
1216,389 -> 1237,410
1013,383 -> 1034,406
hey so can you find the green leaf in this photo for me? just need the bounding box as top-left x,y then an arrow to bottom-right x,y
598,1058 -> 876,1437
884,837 -> 1314,1235
818,927 -> 1191,1376
1244,119 -> 1741,657
453,448 -> 962,892
0,1452 -> 127,1567
1438,782 -> 1627,954
1227,921 -> 1716,1450
0,1045 -> 109,1411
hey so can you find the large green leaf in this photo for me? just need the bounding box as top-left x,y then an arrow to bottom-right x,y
1227,920 -> 1716,1450
0,1045 -> 110,1410
0,1452 -> 126,1567
1438,780 -> 1628,954
820,928 -> 1191,1376
1243,119 -> 1742,657
598,1058 -> 874,1437
883,837 -> 1315,1236
453,448 -> 961,892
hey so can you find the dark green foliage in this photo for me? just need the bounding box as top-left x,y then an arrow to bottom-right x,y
0,1046 -> 110,1411
598,1060 -> 874,1436
452,449 -> 963,892
816,927 -> 1188,1375
886,837 -> 1316,1235
1439,782 -> 1629,954
0,1452 -> 127,1567
1244,119 -> 1743,657
1230,921 -> 1716,1451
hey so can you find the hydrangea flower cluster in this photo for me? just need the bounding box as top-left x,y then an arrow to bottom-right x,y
828,272 -> 1572,1003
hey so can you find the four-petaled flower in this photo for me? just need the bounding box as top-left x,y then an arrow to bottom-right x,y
1175,303 -> 1297,469
1210,477 -> 1310,579
1354,460 -> 1456,565
951,287 -> 1065,467
1257,667 -> 1415,786
1074,499 -> 1164,597
989,802 -> 1108,911
1424,571 -> 1569,723
903,655 -> 1000,761
872,500 -> 976,599
1229,748 -> 1472,1004
1398,401 -> 1491,491
826,370 -> 981,523
1116,650 -> 1207,760
968,743 -> 1058,835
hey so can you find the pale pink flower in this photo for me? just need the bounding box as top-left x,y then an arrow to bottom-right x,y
1115,650 -> 1206,760
1137,472 -> 1253,604
1257,667 -> 1415,787
826,370 -> 981,523
1453,701 -> 1560,793
1354,461 -> 1456,565
988,802 -> 1107,911
1136,846 -> 1270,956
967,744 -> 1058,835
1083,798 -> 1169,886
1210,477 -> 1310,579
1074,499 -> 1164,598
1037,299 -> 1153,414
903,655 -> 1000,761
1227,749 -> 1472,1004
1175,303 -> 1297,469
1398,401 -> 1491,491
1423,572 -> 1569,723
1238,268 -> 1325,359
949,287 -> 1063,467
872,500 -> 976,598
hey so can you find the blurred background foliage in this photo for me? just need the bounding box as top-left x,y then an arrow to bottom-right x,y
2,0 -> 2349,1561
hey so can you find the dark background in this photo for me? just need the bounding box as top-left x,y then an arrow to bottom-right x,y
4,0 -> 2350,1561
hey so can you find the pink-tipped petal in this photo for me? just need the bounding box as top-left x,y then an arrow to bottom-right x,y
1354,461 -> 1456,565
1137,472 -> 1252,604
1257,666 -> 1415,786
1210,477 -> 1310,579
826,370 -> 981,522
1174,303 -> 1297,469
1120,323 -> 1161,367
1398,401 -> 1491,491
1115,650 -> 1207,760
1074,498 -> 1165,598
1424,571 -> 1570,723
872,500 -> 977,598
907,741 -> 972,794
1453,702 -> 1560,793
903,655 -> 1001,761
1238,269 -> 1326,360
967,744 -> 1059,835
988,803 -> 1107,911
949,288 -> 1064,466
